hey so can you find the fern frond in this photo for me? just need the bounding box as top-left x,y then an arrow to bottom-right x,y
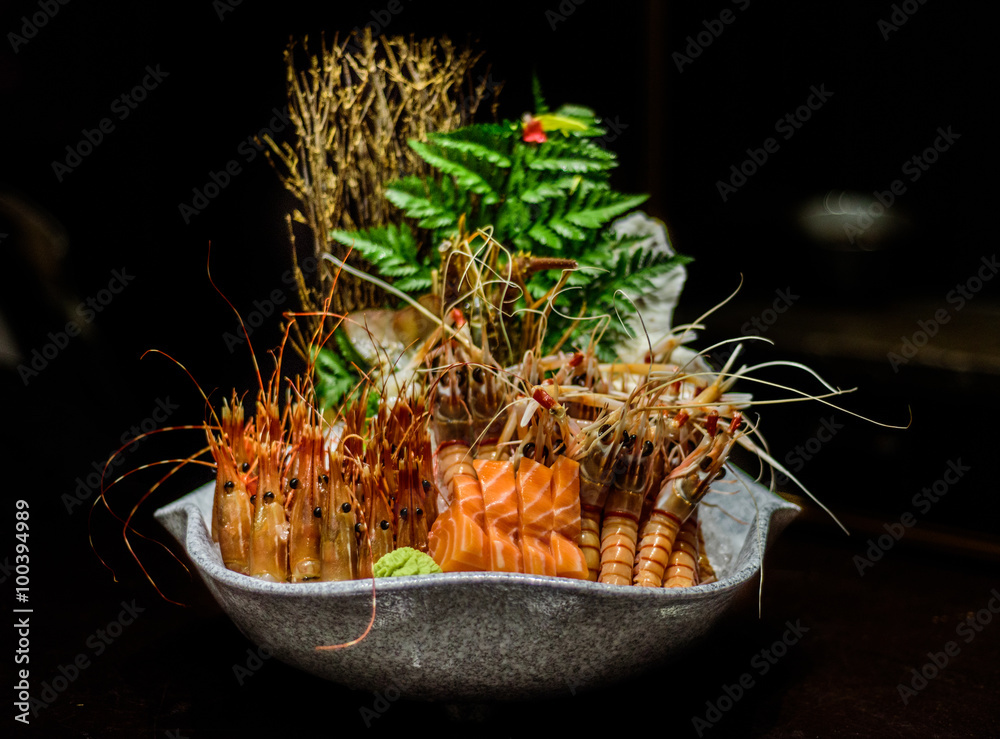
328,224 -> 432,295
427,131 -> 513,167
408,140 -> 500,203
564,193 -> 650,229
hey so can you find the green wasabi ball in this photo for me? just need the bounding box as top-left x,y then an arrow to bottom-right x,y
373,547 -> 442,578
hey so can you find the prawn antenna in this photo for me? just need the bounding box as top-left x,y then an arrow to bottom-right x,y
206,241 -> 265,396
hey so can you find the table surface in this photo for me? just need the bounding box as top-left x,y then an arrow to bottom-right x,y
22,509 -> 999,738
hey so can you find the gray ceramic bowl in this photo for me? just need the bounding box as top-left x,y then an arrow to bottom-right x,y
155,468 -> 798,700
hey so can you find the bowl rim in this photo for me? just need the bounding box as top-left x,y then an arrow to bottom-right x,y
154,465 -> 800,600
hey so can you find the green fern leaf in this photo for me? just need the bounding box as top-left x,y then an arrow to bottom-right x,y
528,221 -> 564,250
548,217 -> 588,242
428,132 -> 512,167
408,140 -> 500,203
520,176 -> 580,203
393,275 -> 433,292
329,224 -> 431,293
385,178 -> 443,218
527,156 -> 613,174
564,193 -> 650,229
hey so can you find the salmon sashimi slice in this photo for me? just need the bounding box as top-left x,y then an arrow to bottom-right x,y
550,532 -> 589,579
427,475 -> 489,572
427,508 -> 453,560
517,459 -> 554,538
516,458 -> 556,576
451,474 -> 486,526
474,459 -> 522,573
429,511 -> 490,572
522,537 -> 557,576
550,455 -> 582,540
549,456 -> 587,577
444,512 -> 489,571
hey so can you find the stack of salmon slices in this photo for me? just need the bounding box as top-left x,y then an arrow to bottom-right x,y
427,455 -> 589,579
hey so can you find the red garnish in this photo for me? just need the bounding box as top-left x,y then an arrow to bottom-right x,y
730,412 -> 743,433
450,308 -> 466,328
522,118 -> 547,144
705,411 -> 719,437
532,387 -> 558,410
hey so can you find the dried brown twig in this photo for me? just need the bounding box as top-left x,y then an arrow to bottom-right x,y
265,30 -> 499,330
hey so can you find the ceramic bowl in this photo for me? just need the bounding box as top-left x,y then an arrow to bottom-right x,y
155,468 -> 798,700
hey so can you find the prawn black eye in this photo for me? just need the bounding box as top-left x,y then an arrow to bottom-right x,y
472,366 -> 484,383
313,507 -> 322,518
341,502 -> 352,513
457,371 -> 467,386
699,456 -> 713,472
354,522 -> 364,534
241,462 -> 250,473
542,446 -> 550,460
380,520 -> 390,530
263,491 -> 275,501
224,480 -> 234,490
523,442 -> 536,458
643,440 -> 654,457
289,478 -> 299,489
599,424 -> 611,441
250,494 -> 257,504
322,474 -> 329,485
415,507 -> 424,517
399,507 -> 408,519
573,373 -> 587,386
391,443 -> 397,455
422,479 -> 431,492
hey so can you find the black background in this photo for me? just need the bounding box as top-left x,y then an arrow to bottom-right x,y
2,1 -> 998,736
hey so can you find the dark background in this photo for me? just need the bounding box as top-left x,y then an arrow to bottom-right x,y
2,1 -> 997,736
